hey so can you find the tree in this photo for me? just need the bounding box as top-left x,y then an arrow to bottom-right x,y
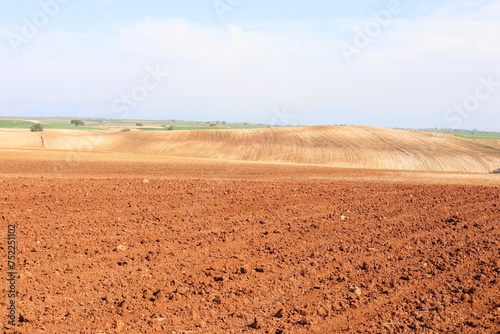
30,123 -> 43,132
136,123 -> 143,126
160,124 -> 167,128
221,121 -> 227,125
167,126 -> 174,131
209,123 -> 216,127
71,120 -> 84,127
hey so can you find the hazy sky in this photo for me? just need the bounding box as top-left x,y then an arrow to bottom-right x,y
1,0 -> 500,130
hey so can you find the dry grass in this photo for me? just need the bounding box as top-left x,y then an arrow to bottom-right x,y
1,126 -> 499,173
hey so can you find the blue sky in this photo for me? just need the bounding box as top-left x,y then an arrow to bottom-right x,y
1,0 -> 500,130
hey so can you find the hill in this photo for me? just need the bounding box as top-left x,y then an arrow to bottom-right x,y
0,126 -> 499,173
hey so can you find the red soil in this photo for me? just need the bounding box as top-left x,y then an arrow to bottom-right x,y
0,127 -> 499,333
1,176 -> 499,333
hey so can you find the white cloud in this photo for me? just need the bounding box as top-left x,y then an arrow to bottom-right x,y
1,3 -> 499,129
116,19 -> 307,69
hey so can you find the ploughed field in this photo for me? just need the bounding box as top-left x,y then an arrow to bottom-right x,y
1,126 -> 500,173
1,177 -> 499,333
0,126 -> 499,333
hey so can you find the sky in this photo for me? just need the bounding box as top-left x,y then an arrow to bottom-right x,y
1,0 -> 500,130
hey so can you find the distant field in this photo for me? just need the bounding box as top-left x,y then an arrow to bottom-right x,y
2,126 -> 499,173
0,117 -> 264,131
0,118 -> 108,129
0,120 -> 107,131
431,131 -> 500,140
0,120 -> 36,128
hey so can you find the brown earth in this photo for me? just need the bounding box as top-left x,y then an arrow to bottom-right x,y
0,127 -> 499,333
